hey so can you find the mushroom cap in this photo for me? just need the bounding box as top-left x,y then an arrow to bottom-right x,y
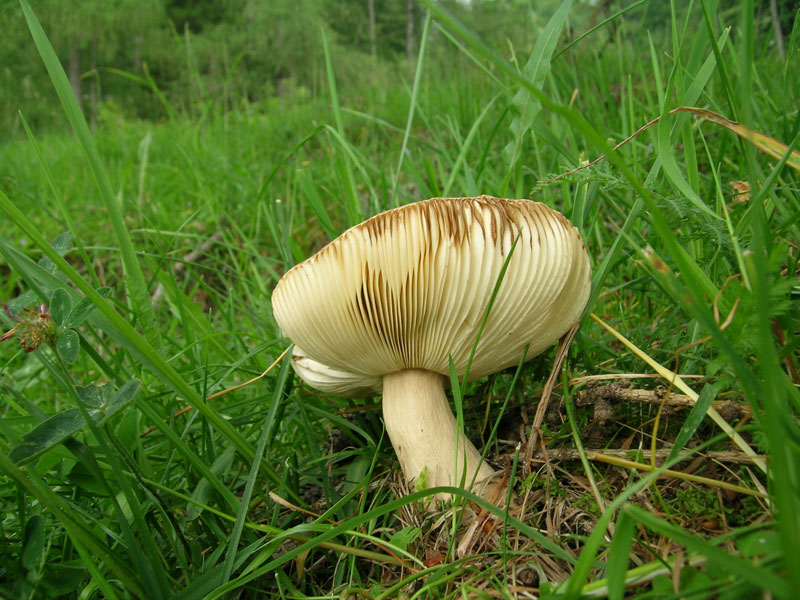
272,196 -> 591,395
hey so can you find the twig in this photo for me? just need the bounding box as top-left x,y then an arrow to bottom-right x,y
523,324 -> 579,478
528,447 -> 766,466
589,313 -> 767,473
585,452 -> 767,498
570,373 -> 704,385
575,381 -> 750,420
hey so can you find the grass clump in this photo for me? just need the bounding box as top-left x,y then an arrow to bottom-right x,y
1,0 -> 799,598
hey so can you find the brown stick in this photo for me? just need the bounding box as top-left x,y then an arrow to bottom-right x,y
528,448 -> 764,465
575,381 -> 750,420
523,324 -> 579,477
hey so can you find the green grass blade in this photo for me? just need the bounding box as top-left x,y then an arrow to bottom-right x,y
700,0 -> 737,118
103,65 -> 178,121
441,95 -> 498,197
747,215 -> 800,589
220,354 -> 292,584
606,508 -> 635,600
0,190 -> 272,488
563,376 -> 605,515
390,9 -> 432,208
206,485 -> 577,598
667,383 -> 717,463
501,0 -> 572,191
18,113 -> 100,288
624,504 -> 787,596
0,450 -> 145,596
297,169 -> 337,239
555,0 -> 648,59
583,197 -> 643,318
321,27 -> 360,225
19,0 -> 161,349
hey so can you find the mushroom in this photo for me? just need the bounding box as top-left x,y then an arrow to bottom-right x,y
272,196 -> 591,502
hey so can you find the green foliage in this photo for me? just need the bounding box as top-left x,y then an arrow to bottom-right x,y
9,380 -> 140,464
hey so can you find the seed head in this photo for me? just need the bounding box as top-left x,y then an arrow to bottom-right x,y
1,304 -> 57,352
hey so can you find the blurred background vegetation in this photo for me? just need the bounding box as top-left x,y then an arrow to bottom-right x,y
1,0 -> 795,136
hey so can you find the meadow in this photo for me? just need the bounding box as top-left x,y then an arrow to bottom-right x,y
1,0 -> 799,598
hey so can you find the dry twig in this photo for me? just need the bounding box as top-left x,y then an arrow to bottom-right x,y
523,324 -> 579,476
575,380 -> 750,421
528,448 -> 765,466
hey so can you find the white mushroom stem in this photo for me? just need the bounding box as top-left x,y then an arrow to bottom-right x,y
382,369 -> 497,500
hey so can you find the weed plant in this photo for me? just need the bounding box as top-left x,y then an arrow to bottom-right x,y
1,0 -> 798,598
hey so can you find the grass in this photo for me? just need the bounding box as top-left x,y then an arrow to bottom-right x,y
1,0 -> 799,598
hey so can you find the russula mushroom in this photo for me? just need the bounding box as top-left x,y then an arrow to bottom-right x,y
272,196 -> 591,501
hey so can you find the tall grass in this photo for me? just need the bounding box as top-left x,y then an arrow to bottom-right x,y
1,0 -> 798,598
